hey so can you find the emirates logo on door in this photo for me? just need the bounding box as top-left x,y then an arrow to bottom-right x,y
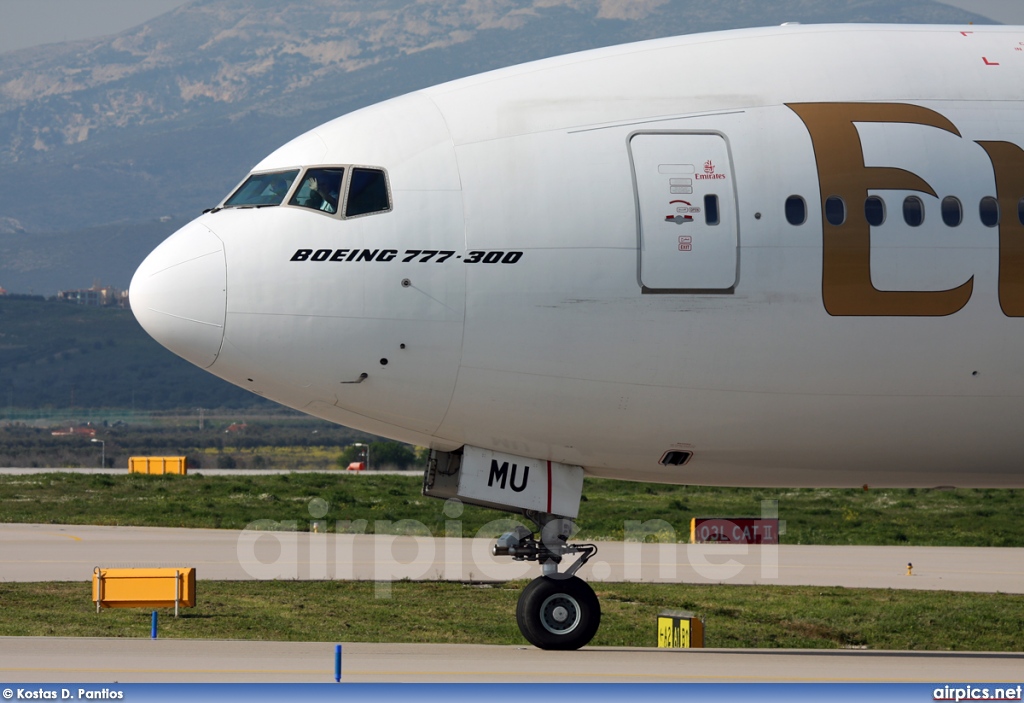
696,160 -> 725,180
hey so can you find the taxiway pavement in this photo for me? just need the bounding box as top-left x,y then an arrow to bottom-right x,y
2,638 -> 1022,683
0,467 -> 412,476
3,523 -> 1022,684
2,523 -> 1022,592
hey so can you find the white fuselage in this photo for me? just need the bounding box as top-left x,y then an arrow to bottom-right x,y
131,24 -> 1024,488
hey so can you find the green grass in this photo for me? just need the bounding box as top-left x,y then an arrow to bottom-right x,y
0,419 -> 378,471
1,581 -> 1021,651
0,473 -> 1021,546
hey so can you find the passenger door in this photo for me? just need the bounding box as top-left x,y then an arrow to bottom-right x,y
630,133 -> 738,291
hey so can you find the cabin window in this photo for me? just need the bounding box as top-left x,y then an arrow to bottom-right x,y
346,168 -> 390,217
824,196 -> 845,226
903,196 -> 924,227
864,196 -> 886,227
223,170 -> 299,208
979,196 -> 1000,228
785,195 -> 806,225
1018,197 -> 1024,226
941,196 -> 962,227
289,168 -> 345,214
704,194 -> 720,225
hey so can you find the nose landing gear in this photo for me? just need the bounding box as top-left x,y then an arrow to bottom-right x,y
423,446 -> 597,649
492,513 -> 600,650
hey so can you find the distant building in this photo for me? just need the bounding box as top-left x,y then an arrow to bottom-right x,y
57,284 -> 124,307
0,286 -> 7,296
51,426 -> 97,437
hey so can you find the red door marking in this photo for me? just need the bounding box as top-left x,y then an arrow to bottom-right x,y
983,57 -> 1000,65
546,461 -> 552,513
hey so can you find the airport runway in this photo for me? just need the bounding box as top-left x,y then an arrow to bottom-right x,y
2,523 -> 1021,684
2,638 -> 1022,683
2,523 -> 1023,592
0,467 -> 412,476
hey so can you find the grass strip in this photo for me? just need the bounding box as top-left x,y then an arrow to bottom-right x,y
1,581 -> 1021,651
1,473 -> 1022,546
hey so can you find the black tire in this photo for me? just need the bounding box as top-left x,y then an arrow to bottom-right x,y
516,575 -> 601,650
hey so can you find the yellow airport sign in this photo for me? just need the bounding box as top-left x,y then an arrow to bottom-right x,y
92,567 -> 196,615
129,456 -> 188,475
657,610 -> 704,648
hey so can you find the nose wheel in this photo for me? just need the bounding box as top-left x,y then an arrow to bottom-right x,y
516,575 -> 601,650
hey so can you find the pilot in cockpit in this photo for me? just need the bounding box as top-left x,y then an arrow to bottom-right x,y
303,171 -> 341,214
268,177 -> 291,201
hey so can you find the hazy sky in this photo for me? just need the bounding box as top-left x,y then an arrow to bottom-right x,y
0,0 -> 193,54
934,0 -> 1024,24
0,0 -> 1022,55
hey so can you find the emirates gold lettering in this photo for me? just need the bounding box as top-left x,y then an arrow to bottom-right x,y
788,102 -> 975,317
976,141 -> 1024,317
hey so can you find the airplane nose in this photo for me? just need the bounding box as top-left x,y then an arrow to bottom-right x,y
129,220 -> 226,369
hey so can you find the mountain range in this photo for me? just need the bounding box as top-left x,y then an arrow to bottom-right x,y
0,0 -> 993,294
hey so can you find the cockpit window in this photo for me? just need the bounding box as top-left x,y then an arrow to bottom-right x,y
223,170 -> 299,208
290,168 -> 345,215
346,168 -> 390,217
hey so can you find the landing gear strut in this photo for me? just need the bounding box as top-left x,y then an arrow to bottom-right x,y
492,512 -> 600,649
422,446 -> 598,649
